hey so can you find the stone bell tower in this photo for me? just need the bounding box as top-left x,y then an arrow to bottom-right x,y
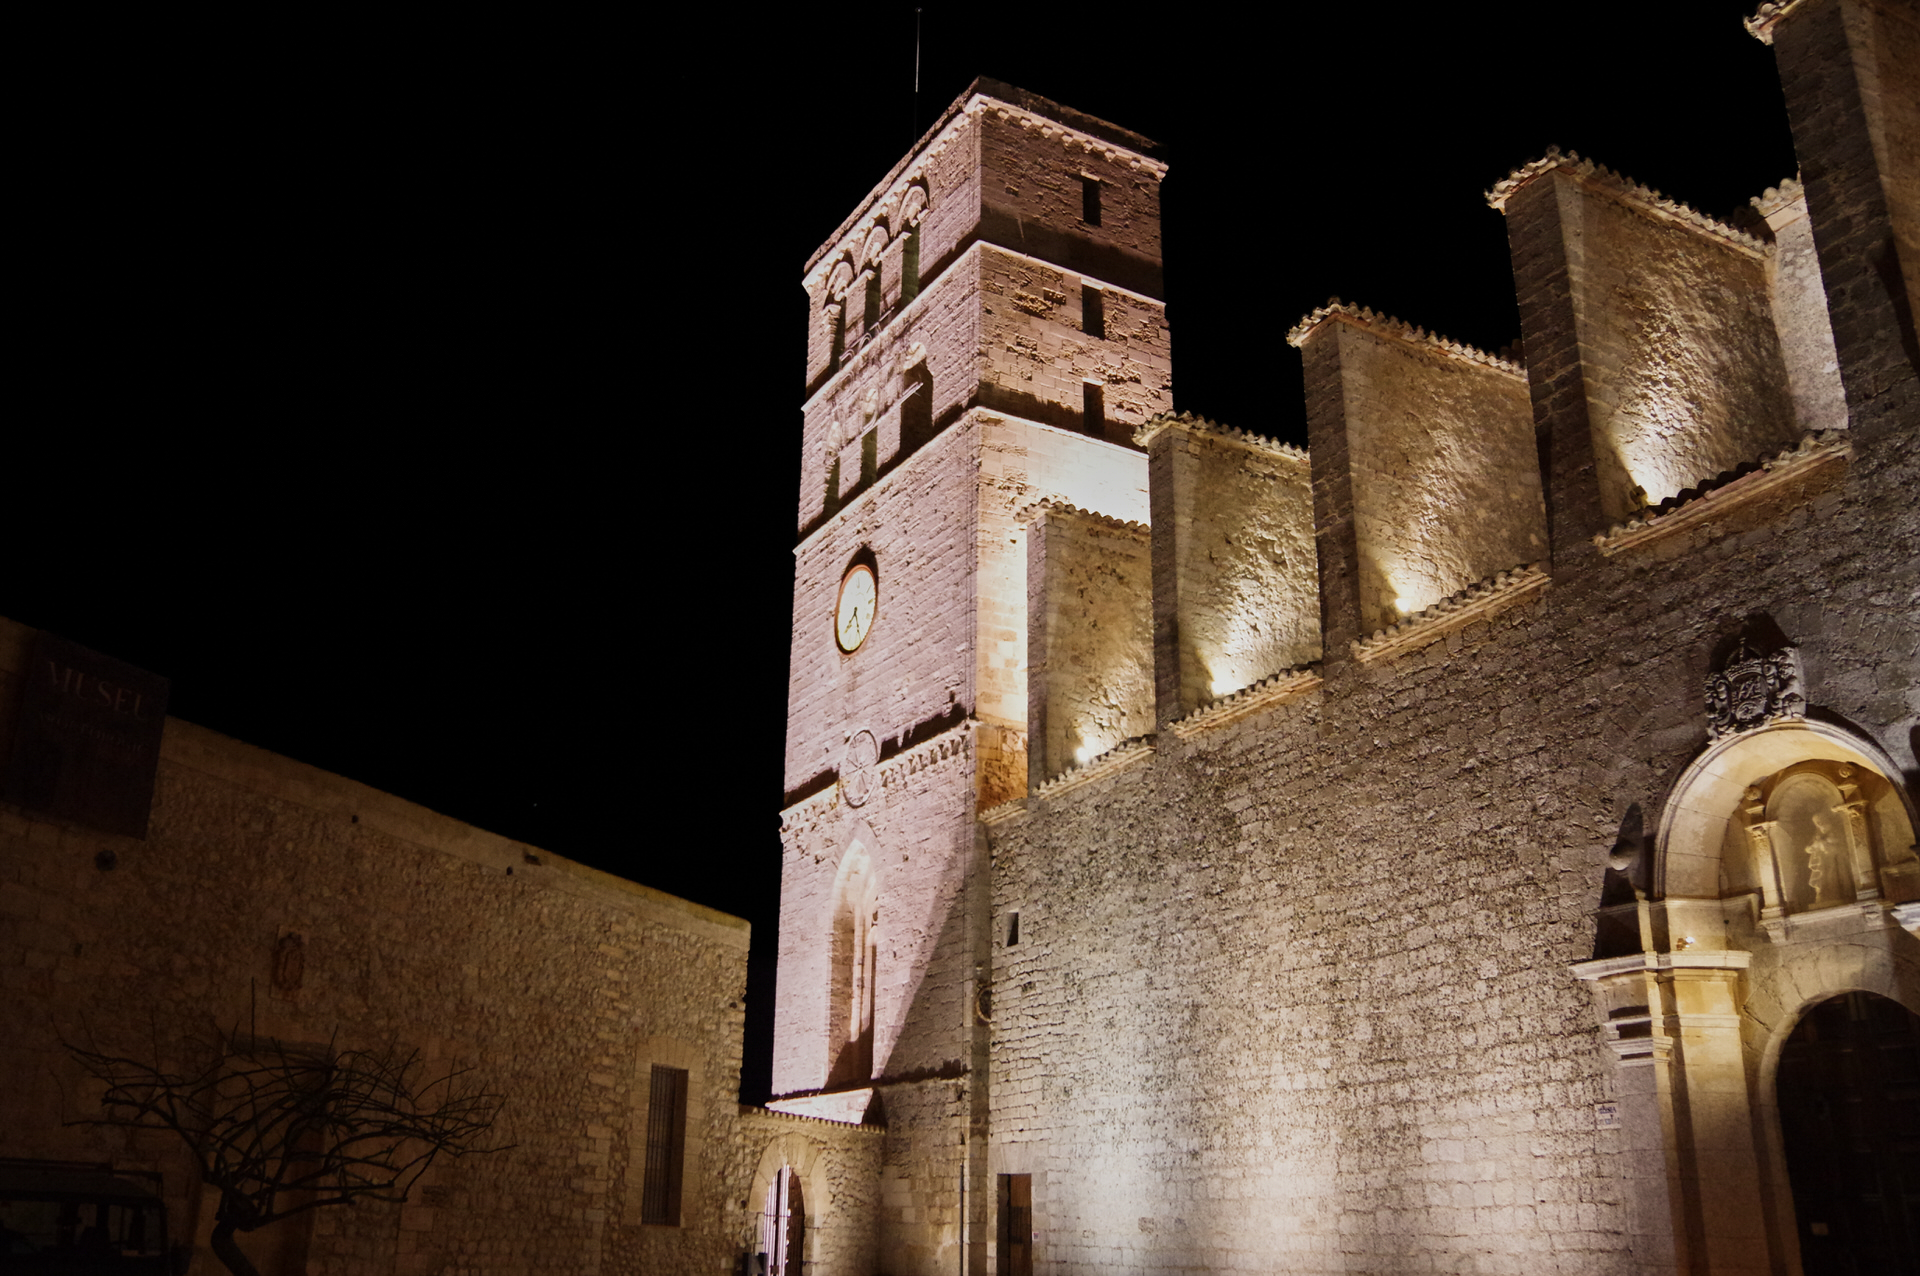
769,79 -> 1169,1273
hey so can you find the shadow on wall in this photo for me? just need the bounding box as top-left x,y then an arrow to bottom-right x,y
1593,803 -> 1646,960
1712,613 -> 1797,670
1907,724 -> 1918,800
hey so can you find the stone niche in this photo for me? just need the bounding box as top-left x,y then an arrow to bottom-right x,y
1722,758 -> 1920,933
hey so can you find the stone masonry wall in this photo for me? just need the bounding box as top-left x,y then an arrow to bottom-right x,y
0,615 -> 756,1276
774,732 -> 979,1096
799,249 -> 981,537
976,417 -> 1151,807
805,105 -> 983,394
1534,166 -> 1801,520
1844,0 -> 1919,327
774,731 -> 984,1275
1765,0 -> 1919,449
731,1109 -> 886,1276
1324,318 -> 1543,632
1025,506 -> 1153,785
978,244 -> 1172,442
978,104 -> 1166,300
785,418 -> 984,800
984,426 -> 1917,1272
1143,416 -> 1319,722
1758,183 -> 1851,434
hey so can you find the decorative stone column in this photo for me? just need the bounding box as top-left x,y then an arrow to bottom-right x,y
1572,944 -> 1771,1276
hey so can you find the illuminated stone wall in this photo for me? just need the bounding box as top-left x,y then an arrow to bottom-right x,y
1141,415 -> 1319,722
780,16 -> 1920,1271
971,8 -> 1919,1269
976,417 -> 1151,805
0,615 -> 888,1276
1497,160 -> 1802,523
1025,505 -> 1153,784
983,427 -> 1916,1267
1758,183 -> 1850,434
1297,316 -> 1543,636
978,101 -> 1166,300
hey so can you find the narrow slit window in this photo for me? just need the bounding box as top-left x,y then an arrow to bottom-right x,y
1080,175 -> 1102,227
1083,381 -> 1105,438
902,226 -> 921,303
865,269 -> 883,332
1082,284 -> 1105,340
828,302 -> 845,372
1007,911 -> 1020,946
641,1064 -> 688,1225
860,429 -> 878,486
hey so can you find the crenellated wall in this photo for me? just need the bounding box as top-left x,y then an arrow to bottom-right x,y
972,10 -> 1920,1273
1492,153 -> 1803,526
1138,414 -> 1319,725
1292,309 -> 1543,639
1024,504 -> 1154,786
780,13 -> 1919,1272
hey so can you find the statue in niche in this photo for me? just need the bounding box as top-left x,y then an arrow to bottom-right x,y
1705,640 -> 1805,739
1737,759 -> 1885,923
1769,771 -> 1857,911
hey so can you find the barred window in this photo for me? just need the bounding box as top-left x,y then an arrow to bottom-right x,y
641,1065 -> 688,1225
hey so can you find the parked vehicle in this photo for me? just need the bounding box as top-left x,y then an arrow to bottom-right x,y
0,1159 -> 183,1273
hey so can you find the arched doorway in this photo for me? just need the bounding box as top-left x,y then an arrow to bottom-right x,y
1777,991 -> 1920,1273
759,1164 -> 806,1275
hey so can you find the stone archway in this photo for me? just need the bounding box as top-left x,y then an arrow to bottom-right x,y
1654,718 -> 1918,905
1576,715 -> 1920,1273
747,1133 -> 831,1275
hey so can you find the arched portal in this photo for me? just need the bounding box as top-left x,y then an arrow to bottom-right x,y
1776,991 -> 1920,1273
1575,711 -> 1920,1272
759,1164 -> 806,1276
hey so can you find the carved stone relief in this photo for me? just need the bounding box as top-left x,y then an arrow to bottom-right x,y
1705,640 -> 1805,738
840,729 -> 879,808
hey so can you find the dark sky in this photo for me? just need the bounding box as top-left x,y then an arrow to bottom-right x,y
14,5 -> 1793,1100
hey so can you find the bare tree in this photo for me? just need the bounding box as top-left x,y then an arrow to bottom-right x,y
64,1019 -> 507,1276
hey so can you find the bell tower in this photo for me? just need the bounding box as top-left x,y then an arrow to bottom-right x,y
770,79 -> 1168,1272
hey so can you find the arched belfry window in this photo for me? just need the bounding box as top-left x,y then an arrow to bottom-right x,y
827,845 -> 879,1087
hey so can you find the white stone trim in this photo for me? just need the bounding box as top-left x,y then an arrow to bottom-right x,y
1592,431 -> 1849,555
1351,563 -> 1549,662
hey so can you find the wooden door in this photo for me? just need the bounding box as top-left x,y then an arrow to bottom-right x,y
995,1174 -> 1031,1276
1777,991 -> 1920,1274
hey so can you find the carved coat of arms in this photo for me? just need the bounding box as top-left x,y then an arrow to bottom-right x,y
1705,641 -> 1805,739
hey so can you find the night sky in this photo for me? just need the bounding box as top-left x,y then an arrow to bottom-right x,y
14,5 -> 1794,1100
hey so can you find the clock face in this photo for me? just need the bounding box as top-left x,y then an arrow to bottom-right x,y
836,563 -> 877,652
